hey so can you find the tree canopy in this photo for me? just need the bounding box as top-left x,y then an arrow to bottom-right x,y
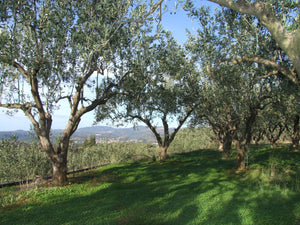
185,5 -> 294,168
0,0 -> 165,185
0,0 -> 299,185
97,30 -> 200,160
203,0 -> 300,86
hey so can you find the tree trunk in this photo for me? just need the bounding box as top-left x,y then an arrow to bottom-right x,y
292,139 -> 299,151
52,159 -> 68,186
218,142 -> 224,152
39,130 -> 71,186
270,141 -> 275,149
236,141 -> 246,170
236,106 -> 257,170
219,139 -> 232,158
159,147 -> 168,161
223,133 -> 232,158
292,115 -> 299,151
286,115 -> 300,151
269,136 -> 276,149
253,130 -> 264,146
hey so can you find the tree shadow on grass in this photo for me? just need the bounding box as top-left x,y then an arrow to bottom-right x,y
248,144 -> 300,167
1,149 -> 299,225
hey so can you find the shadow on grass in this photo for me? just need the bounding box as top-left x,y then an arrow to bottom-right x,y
1,148 -> 299,225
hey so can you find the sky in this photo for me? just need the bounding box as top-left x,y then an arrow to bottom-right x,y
0,1 -> 221,131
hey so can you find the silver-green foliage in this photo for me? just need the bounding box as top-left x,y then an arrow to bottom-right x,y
168,127 -> 216,154
0,0 -> 165,185
0,136 -> 51,184
0,126 -> 216,184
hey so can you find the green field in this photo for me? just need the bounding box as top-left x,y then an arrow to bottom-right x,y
1,146 -> 299,225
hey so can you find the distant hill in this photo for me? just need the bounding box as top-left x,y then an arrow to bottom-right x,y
72,126 -> 168,144
0,126 -> 171,144
0,130 -> 35,142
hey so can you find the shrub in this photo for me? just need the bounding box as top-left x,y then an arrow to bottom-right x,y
0,136 -> 51,184
0,127 -> 216,183
168,127 -> 217,154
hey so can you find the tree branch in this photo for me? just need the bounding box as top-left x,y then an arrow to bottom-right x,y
170,107 -> 195,143
12,61 -> 31,81
129,0 -> 164,24
0,102 -> 40,131
130,114 -> 163,147
207,0 -> 300,84
0,102 -> 34,110
23,107 -> 40,130
211,55 -> 298,84
161,114 -> 169,146
143,0 -> 164,22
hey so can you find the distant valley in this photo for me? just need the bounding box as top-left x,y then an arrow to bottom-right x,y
0,126 -> 169,144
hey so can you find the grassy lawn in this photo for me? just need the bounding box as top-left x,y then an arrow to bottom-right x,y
0,146 -> 299,225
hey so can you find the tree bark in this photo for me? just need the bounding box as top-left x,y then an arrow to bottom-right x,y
52,159 -> 68,186
218,142 -> 224,152
292,139 -> 299,151
253,129 -> 264,146
39,137 -> 69,186
270,141 -> 275,149
220,133 -> 232,158
285,114 -> 299,151
159,146 -> 168,161
266,123 -> 284,149
291,115 -> 300,150
235,105 -> 258,170
236,141 -> 246,170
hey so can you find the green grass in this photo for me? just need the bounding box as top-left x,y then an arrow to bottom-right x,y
0,146 -> 299,225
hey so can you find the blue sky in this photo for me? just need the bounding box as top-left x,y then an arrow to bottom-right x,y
0,1 -> 221,131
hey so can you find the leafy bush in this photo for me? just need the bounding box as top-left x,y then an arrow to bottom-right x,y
0,127 -> 216,184
0,136 -> 51,184
168,127 -> 217,154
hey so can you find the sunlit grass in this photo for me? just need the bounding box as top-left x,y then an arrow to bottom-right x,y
0,146 -> 299,225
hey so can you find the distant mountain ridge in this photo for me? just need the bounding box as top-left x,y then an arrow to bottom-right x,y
0,126 -> 170,143
0,130 -> 35,142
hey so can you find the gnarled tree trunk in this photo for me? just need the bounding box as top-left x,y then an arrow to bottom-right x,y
291,115 -> 300,150
52,159 -> 68,185
38,117 -> 76,186
219,132 -> 232,158
266,123 -> 285,149
236,141 -> 246,170
159,146 -> 168,161
285,114 -> 300,151
41,138 -> 69,186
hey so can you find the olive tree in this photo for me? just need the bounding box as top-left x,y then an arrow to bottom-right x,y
260,109 -> 285,148
0,0 -> 165,185
279,81 -> 300,150
191,78 -> 239,158
97,31 -> 200,160
194,64 -> 276,169
186,6 -> 282,169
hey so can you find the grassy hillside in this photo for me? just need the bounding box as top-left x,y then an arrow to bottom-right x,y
0,146 -> 299,225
